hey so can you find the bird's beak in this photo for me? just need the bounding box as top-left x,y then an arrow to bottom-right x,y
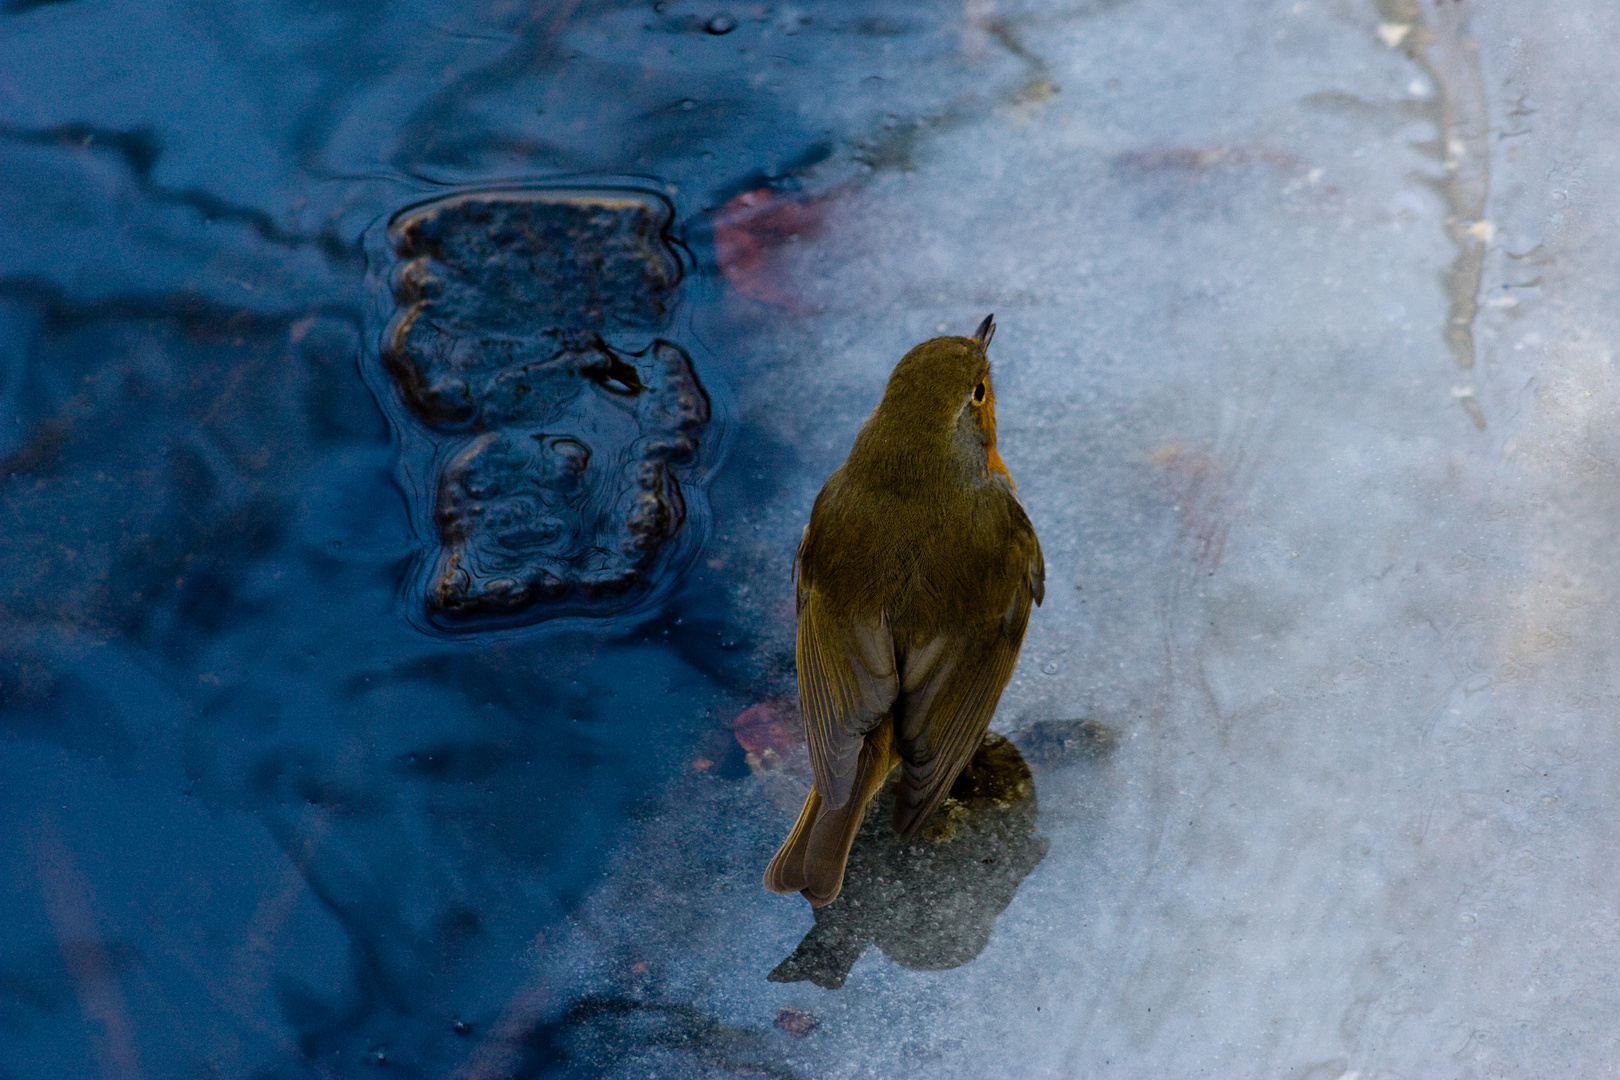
972,314 -> 995,352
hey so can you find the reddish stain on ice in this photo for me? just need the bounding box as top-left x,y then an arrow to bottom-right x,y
726,697 -> 803,771
711,188 -> 823,310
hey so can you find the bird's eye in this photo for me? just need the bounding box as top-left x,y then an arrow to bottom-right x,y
972,381 -> 987,404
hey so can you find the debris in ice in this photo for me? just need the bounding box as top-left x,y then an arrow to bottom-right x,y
382,189 -> 713,627
1010,718 -> 1119,771
710,189 -> 825,311
727,698 -> 804,774
773,1007 -> 820,1038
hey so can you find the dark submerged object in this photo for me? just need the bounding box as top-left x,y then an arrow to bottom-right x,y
1014,717 -> 1119,769
769,733 -> 1049,989
382,188 -> 711,626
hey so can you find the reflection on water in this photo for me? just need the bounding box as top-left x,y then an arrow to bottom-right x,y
770,734 -> 1049,989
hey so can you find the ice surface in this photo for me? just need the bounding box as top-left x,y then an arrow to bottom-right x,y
538,2 -> 1620,1074
4,0 -> 1620,1076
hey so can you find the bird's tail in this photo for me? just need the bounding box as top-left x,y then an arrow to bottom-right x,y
762,722 -> 898,907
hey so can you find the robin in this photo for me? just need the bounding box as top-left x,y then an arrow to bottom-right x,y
764,315 -> 1045,907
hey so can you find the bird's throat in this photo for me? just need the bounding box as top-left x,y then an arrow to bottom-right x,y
986,443 -> 1013,487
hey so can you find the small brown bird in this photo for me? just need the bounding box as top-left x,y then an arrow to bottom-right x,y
764,315 -> 1044,907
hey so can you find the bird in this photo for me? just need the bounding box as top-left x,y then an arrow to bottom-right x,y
764,315 -> 1044,907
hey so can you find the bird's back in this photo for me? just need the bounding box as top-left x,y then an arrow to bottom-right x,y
798,458 -> 1031,643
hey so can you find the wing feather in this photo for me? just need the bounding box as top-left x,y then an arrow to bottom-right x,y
1003,485 -> 1045,606
891,577 -> 1036,840
796,590 -> 898,809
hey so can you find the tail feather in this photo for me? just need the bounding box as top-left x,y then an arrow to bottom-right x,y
891,769 -> 950,843
763,784 -> 822,895
763,722 -> 897,907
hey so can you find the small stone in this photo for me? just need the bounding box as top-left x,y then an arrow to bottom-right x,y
705,13 -> 735,34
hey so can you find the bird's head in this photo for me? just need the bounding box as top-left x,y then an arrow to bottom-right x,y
852,315 -> 1011,488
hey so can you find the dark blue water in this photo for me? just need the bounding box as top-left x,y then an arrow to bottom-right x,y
0,1 -> 1032,1076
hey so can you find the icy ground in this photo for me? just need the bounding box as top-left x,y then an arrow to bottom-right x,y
3,0 -> 1620,1076
552,3 -> 1620,1076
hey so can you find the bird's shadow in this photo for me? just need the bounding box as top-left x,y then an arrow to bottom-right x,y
768,723 -> 1111,989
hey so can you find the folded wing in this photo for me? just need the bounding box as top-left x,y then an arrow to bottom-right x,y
795,589 -> 898,809
891,506 -> 1042,840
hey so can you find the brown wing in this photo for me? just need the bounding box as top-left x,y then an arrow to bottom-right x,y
891,509 -> 1042,840
795,588 -> 898,809
1005,480 -> 1045,606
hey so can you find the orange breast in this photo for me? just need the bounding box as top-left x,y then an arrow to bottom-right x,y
976,376 -> 1014,488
